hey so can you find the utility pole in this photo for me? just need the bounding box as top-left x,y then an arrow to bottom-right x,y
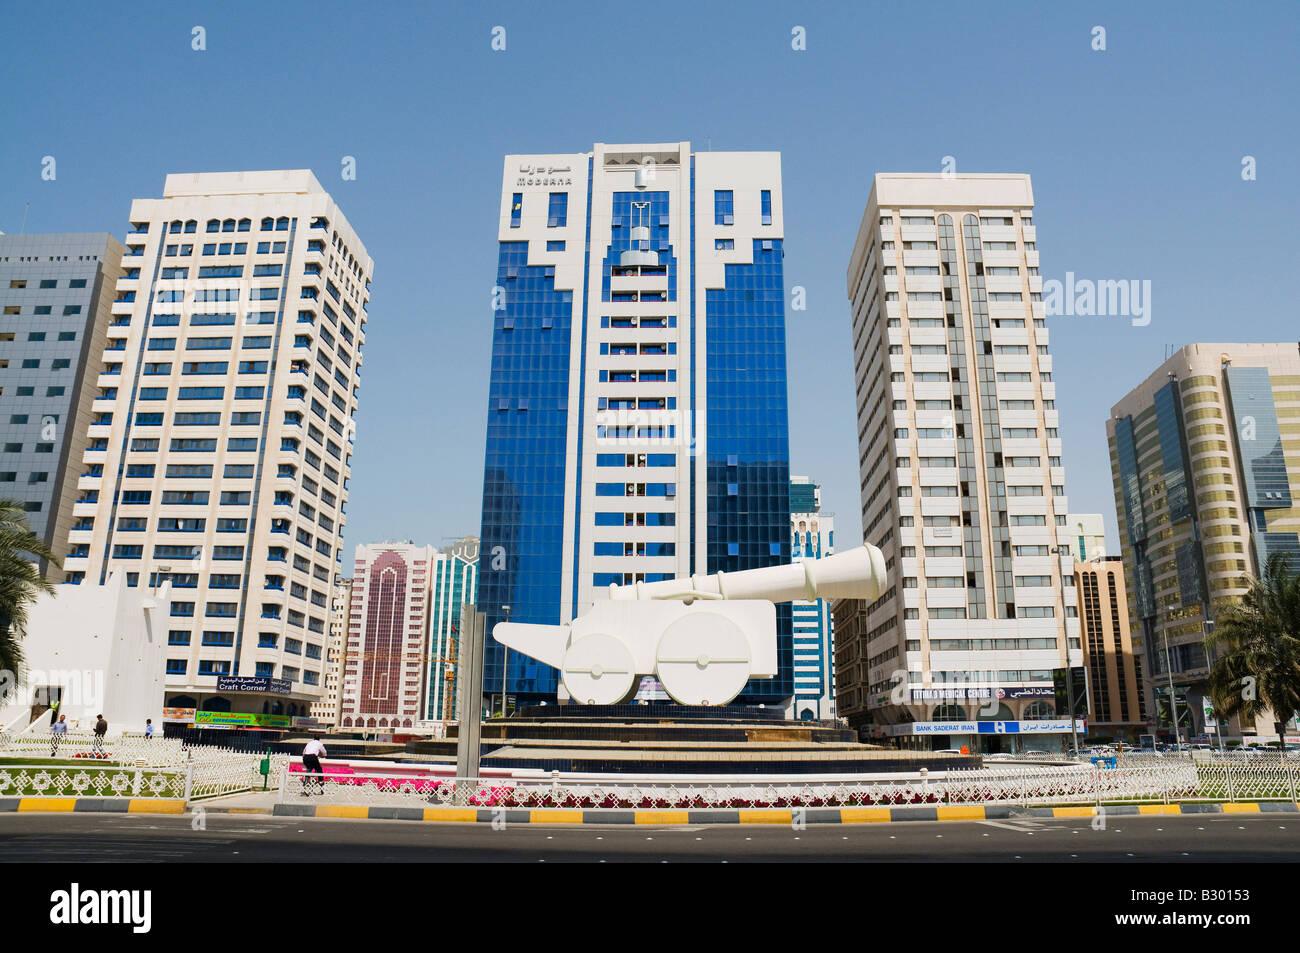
454,604 -> 486,780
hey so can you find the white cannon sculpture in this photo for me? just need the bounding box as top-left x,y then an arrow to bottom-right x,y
492,545 -> 888,707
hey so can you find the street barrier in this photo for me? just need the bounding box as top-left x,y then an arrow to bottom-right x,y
276,758 -> 1285,810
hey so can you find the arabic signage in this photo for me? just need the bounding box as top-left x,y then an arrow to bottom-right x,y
889,719 -> 1087,736
516,163 -> 574,188
161,707 -> 196,723
195,711 -> 291,728
215,675 -> 292,695
910,686 -> 1055,702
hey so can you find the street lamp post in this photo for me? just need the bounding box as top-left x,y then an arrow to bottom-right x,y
1202,619 -> 1222,752
1066,664 -> 1080,756
1161,627 -> 1184,751
1052,544 -> 1081,757
500,605 -> 511,717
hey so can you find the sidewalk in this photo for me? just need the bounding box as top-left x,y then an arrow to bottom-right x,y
195,790 -> 280,814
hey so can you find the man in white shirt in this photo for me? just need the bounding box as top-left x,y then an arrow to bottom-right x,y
50,715 -> 68,757
302,738 -> 327,796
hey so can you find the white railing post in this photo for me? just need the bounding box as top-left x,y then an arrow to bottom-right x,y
183,762 -> 194,804
1288,760 -> 1297,803
131,767 -> 142,796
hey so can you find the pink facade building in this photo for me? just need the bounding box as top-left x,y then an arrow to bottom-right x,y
339,542 -> 434,730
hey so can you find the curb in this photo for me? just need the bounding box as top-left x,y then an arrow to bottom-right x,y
0,797 -> 185,814
266,800 -> 1300,824
2,799 -> 1293,823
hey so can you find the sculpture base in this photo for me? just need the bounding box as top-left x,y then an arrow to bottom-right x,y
405,708 -> 982,775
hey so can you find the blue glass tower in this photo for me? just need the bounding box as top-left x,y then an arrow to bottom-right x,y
477,143 -> 792,707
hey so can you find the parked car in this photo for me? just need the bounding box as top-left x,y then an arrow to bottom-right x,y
933,748 -> 963,755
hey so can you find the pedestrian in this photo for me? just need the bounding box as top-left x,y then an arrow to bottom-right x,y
50,714 -> 68,757
301,737 -> 327,796
144,718 -> 155,741
93,713 -> 108,758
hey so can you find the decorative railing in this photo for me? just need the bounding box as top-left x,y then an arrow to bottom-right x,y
277,758 -> 1300,810
0,731 -> 290,801
0,764 -> 187,800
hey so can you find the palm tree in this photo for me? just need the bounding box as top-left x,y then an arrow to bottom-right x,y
0,498 -> 60,682
1207,551 -> 1300,749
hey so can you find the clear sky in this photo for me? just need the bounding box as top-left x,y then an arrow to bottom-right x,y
2,1 -> 1297,555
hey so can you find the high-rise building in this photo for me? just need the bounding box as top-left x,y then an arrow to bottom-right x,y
340,543 -> 434,731
477,141 -> 792,706
427,536 -> 478,722
789,475 -> 835,721
0,233 -> 125,580
1107,342 -> 1300,742
62,170 -> 371,720
1074,556 -> 1147,741
311,574 -> 352,726
841,174 -> 1081,752
1067,512 -> 1109,561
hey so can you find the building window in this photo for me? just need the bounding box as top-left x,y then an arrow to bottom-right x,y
760,190 -> 772,225
714,190 -> 734,225
510,193 -> 522,228
547,192 -> 568,227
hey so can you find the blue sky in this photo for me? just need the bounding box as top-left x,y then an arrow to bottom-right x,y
2,1 -> 1297,554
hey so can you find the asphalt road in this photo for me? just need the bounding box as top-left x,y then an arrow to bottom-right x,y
0,811 -> 1295,862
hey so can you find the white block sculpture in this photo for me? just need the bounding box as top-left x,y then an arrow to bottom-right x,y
492,545 -> 888,707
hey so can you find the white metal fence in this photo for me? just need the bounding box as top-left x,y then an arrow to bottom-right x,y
0,763 -> 188,800
0,730 -> 290,801
277,758 -> 1300,810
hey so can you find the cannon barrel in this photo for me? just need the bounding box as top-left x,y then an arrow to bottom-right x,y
607,544 -> 888,604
